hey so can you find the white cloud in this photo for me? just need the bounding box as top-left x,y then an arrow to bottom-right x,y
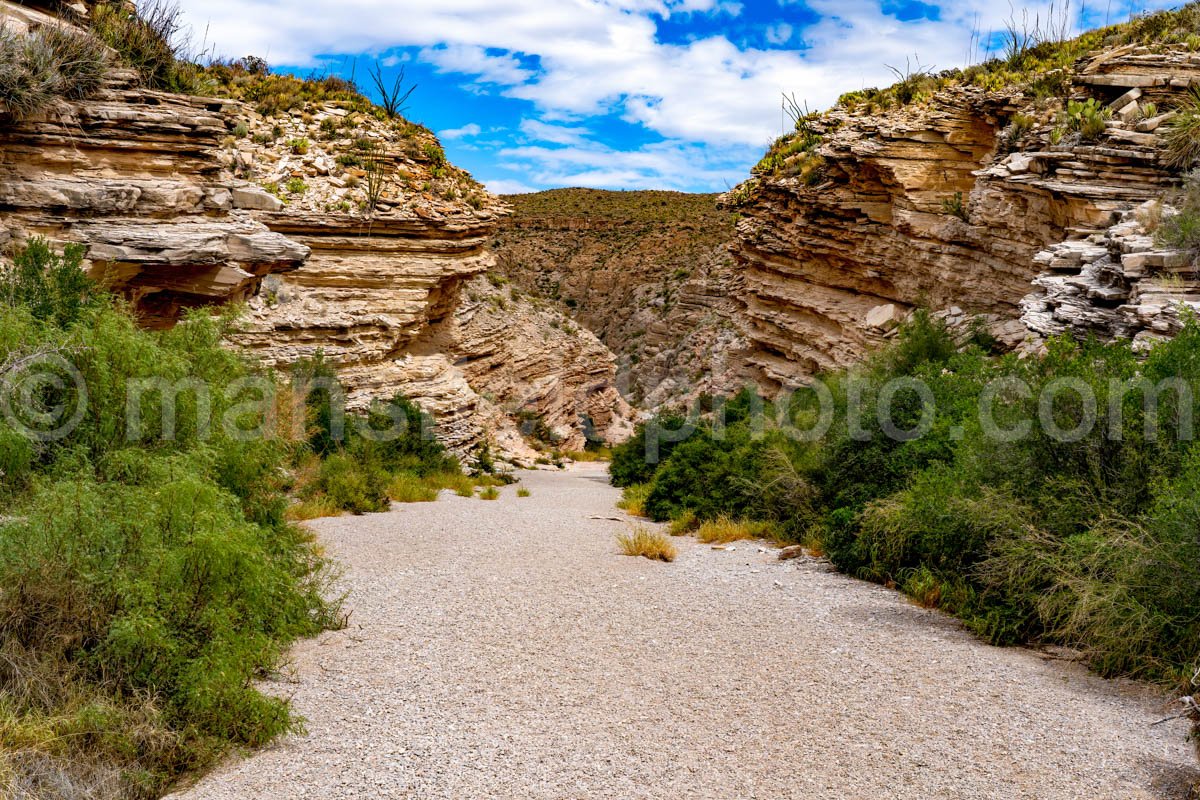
765,23 -> 793,45
440,123 -> 482,140
175,0 -> 1181,189
485,178 -> 540,195
419,44 -> 534,86
496,139 -> 753,191
518,120 -> 592,146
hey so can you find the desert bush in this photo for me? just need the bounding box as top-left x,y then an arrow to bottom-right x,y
91,0 -> 198,93
0,241 -> 339,797
309,453 -> 389,514
0,238 -> 95,326
611,303 -> 1200,682
942,191 -> 968,221
0,23 -> 107,119
1157,172 -> 1200,253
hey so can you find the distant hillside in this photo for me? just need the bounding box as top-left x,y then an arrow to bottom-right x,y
493,189 -> 746,409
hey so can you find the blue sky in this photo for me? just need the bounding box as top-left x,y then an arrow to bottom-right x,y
178,0 -> 1175,194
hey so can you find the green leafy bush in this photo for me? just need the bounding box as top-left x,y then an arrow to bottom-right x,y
0,242 -> 339,798
612,309 -> 1200,684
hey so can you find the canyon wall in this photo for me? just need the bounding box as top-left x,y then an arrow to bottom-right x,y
0,2 -> 631,459
727,46 -> 1199,391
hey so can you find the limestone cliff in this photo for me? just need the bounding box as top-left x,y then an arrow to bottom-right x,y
492,190 -> 747,409
0,3 -> 631,457
726,43 -> 1199,391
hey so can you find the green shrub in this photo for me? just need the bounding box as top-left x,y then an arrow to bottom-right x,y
0,238 -> 95,326
613,306 -> 1200,684
0,242 -> 339,797
312,452 -> 389,514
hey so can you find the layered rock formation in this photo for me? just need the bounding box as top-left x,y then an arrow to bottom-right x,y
0,0 -> 307,326
0,3 -> 632,457
727,45 -> 1196,391
493,190 -> 747,409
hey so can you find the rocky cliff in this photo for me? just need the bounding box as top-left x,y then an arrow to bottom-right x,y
0,2 -> 631,459
493,189 -> 747,409
726,40 -> 1200,391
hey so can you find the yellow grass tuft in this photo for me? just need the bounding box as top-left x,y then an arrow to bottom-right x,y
617,483 -> 651,518
388,473 -> 440,503
479,486 -> 500,501
668,508 -> 700,536
285,495 -> 343,521
517,487 -> 531,498
695,515 -> 779,544
617,526 -> 677,562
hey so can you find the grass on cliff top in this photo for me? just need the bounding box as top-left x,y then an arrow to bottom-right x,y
0,19 -> 108,120
741,1 -> 1200,185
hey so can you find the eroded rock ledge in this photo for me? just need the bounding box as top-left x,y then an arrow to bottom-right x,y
727,46 -> 1198,391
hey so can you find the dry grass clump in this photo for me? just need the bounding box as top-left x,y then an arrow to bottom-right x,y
617,527 -> 677,562
668,508 -> 700,536
517,487 -> 531,498
617,483 -> 651,518
1165,89 -> 1200,169
695,515 -> 779,545
479,486 -> 500,501
562,448 -> 612,462
0,23 -> 108,120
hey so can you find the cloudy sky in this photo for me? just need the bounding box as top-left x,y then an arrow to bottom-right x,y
175,0 -> 1172,194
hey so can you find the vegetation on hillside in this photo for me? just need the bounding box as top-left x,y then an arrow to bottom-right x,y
0,19 -> 108,119
742,1 -> 1200,186
0,240 -> 493,798
612,312 -> 1200,688
502,188 -> 730,226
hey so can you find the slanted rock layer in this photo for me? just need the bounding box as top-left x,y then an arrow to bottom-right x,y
727,46 -> 1200,390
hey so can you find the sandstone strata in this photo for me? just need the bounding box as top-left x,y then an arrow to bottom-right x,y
0,4 -> 632,456
727,46 -> 1196,391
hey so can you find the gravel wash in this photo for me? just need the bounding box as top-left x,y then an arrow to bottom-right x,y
170,464 -> 1199,800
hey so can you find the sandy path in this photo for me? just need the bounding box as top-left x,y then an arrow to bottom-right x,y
171,463 -> 1198,800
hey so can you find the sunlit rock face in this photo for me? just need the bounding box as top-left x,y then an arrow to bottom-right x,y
728,47 -> 1197,391
0,2 -> 632,458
